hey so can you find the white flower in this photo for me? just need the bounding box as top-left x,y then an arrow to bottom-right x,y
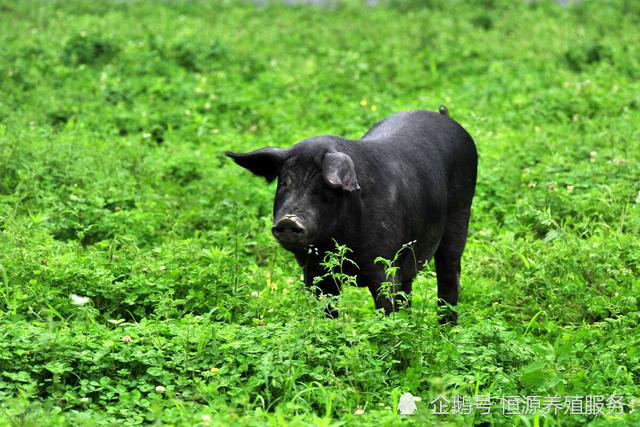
250,291 -> 259,297
122,335 -> 132,344
155,385 -> 166,393
402,240 -> 418,248
201,414 -> 212,424
80,397 -> 90,402
397,392 -> 421,415
70,294 -> 90,306
354,407 -> 365,416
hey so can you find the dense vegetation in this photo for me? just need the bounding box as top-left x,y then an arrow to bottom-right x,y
0,0 -> 638,425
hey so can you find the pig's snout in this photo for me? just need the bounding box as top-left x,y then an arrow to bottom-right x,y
272,215 -> 308,245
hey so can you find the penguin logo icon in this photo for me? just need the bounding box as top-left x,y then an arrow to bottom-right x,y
397,392 -> 422,415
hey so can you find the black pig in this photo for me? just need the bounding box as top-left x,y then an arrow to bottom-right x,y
226,108 -> 477,322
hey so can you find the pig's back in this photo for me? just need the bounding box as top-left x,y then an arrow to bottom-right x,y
360,110 -> 474,179
355,108 -> 477,233
362,110 -> 470,152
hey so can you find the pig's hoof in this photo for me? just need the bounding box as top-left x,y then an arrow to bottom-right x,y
438,310 -> 458,325
325,307 -> 339,319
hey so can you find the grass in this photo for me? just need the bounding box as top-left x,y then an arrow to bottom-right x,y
0,0 -> 639,425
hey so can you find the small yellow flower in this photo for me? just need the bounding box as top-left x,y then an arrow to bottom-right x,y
370,104 -> 377,112
210,367 -> 219,374
527,181 -> 537,188
566,185 -> 574,193
360,99 -> 368,107
122,335 -> 132,344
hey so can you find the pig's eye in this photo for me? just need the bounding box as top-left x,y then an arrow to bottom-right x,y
279,176 -> 291,190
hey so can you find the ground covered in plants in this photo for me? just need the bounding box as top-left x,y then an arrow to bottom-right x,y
0,0 -> 639,425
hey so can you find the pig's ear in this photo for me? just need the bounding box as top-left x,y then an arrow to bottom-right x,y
322,152 -> 360,192
225,148 -> 288,183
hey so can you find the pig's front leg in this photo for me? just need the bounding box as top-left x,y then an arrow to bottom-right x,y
367,271 -> 411,315
299,255 -> 342,318
309,276 -> 341,318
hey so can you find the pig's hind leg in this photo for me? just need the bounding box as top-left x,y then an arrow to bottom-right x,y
434,207 -> 471,324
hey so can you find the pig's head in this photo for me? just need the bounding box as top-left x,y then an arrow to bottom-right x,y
225,140 -> 359,252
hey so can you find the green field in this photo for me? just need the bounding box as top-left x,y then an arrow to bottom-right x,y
0,0 -> 639,425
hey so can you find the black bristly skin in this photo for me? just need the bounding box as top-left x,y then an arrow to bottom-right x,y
226,109 -> 478,324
